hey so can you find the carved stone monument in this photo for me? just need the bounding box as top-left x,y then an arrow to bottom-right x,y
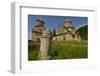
40,29 -> 52,60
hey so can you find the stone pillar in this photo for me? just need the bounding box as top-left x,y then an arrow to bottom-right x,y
74,34 -> 77,40
40,29 -> 52,60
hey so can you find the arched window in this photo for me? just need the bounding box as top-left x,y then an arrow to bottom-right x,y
35,38 -> 40,42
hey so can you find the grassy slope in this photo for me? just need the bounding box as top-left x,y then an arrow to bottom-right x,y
28,41 -> 88,61
28,43 -> 40,60
50,41 -> 88,59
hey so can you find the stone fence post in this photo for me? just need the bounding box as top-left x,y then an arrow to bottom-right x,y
40,29 -> 52,60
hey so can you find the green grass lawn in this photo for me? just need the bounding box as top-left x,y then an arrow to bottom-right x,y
28,41 -> 88,61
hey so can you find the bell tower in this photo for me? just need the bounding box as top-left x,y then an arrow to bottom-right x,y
35,19 -> 45,27
64,19 -> 72,27
32,19 -> 46,42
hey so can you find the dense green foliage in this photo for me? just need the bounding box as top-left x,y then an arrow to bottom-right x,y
76,25 -> 88,40
28,41 -> 88,61
28,43 -> 40,60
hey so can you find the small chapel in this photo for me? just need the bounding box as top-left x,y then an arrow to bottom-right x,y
52,20 -> 81,42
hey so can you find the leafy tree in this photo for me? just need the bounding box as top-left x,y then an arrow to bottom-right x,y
76,25 -> 88,40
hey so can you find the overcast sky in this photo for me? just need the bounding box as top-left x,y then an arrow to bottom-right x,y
28,15 -> 88,40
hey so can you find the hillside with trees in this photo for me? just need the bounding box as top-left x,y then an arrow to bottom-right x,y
76,25 -> 88,40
